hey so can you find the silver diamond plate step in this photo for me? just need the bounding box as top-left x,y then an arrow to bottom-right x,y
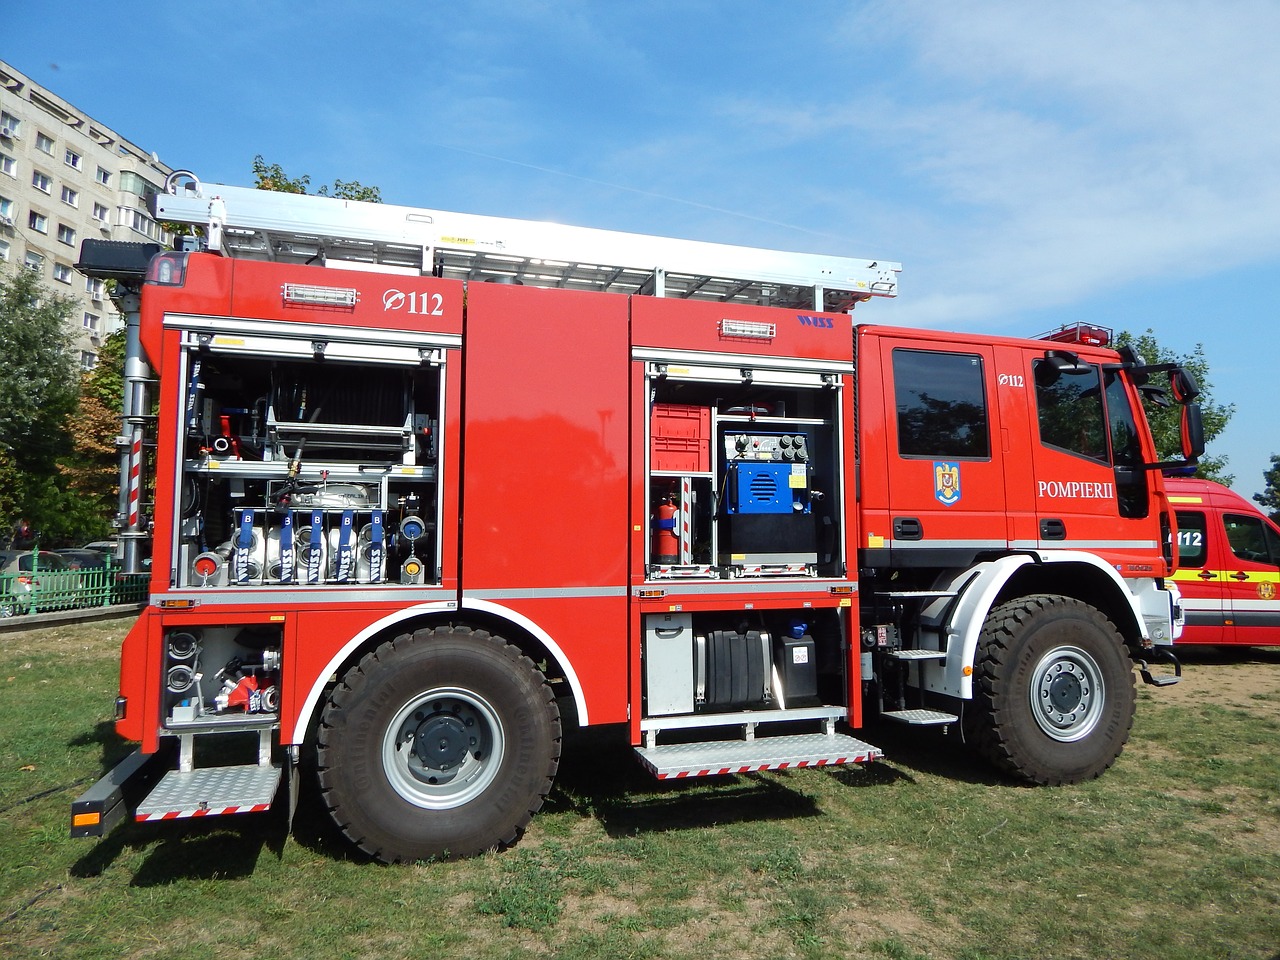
635,732 -> 881,780
885,649 -> 948,660
880,709 -> 958,726
136,764 -> 281,821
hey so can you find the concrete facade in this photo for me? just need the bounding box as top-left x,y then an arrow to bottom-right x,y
0,59 -> 174,368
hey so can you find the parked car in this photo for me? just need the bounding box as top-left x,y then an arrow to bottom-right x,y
0,550 -> 84,617
83,539 -> 149,570
53,548 -> 112,571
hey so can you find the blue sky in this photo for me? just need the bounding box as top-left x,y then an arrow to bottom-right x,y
7,1 -> 1276,499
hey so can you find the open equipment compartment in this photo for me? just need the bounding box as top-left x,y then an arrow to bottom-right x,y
644,366 -> 845,581
172,335 -> 444,589
640,356 -> 851,730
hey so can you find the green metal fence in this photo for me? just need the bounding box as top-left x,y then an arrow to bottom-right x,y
0,559 -> 147,619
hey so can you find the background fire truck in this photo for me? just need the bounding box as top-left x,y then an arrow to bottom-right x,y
1168,477 -> 1280,645
71,174 -> 1203,862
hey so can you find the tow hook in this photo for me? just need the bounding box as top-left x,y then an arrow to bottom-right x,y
1137,647 -> 1182,687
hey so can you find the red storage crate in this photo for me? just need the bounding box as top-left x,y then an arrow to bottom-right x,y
651,404 -> 710,472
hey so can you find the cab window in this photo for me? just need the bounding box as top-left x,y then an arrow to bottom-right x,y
1033,360 -> 1107,463
1175,511 -> 1207,567
893,349 -> 989,459
1223,513 -> 1280,565
1103,370 -> 1143,467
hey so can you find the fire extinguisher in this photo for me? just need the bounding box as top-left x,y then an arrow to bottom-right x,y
651,498 -> 678,564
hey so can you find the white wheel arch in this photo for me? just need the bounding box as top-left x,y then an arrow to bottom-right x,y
290,599 -> 589,746
917,551 -> 1158,700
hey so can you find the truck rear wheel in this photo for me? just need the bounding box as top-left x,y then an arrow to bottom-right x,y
971,595 -> 1135,786
316,625 -> 561,862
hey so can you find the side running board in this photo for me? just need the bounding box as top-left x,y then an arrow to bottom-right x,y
1137,648 -> 1182,687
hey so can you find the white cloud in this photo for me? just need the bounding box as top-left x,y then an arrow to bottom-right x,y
813,1 -> 1280,326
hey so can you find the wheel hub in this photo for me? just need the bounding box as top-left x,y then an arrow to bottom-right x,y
384,688 -> 503,810
1031,646 -> 1105,742
412,712 -> 473,770
1047,671 -> 1084,713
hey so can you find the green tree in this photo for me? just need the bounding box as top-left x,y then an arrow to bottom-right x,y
1116,329 -> 1234,484
61,328 -> 127,541
252,155 -> 382,203
1255,454 -> 1280,523
0,268 -> 79,542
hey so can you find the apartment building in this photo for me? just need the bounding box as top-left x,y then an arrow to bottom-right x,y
0,59 -> 174,368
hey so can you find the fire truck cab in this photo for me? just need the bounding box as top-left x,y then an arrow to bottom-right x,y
1168,477 -> 1280,645
70,177 -> 1204,862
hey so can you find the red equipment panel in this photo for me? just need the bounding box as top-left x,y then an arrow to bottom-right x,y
460,283 -> 632,722
228,258 -> 463,335
631,297 -> 852,362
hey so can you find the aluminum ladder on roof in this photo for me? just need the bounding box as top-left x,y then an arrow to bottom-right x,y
151,173 -> 900,311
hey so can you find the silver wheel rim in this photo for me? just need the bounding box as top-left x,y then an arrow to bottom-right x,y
1030,645 -> 1105,742
382,687 -> 504,810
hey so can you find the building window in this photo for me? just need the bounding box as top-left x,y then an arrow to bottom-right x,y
119,170 -> 160,200
96,166 -> 111,186
0,238 -> 9,261
60,185 -> 78,207
57,223 -> 76,246
80,351 -> 98,370
86,277 -> 105,299
35,132 -> 54,154
92,201 -> 109,222
32,170 -> 53,193
25,251 -> 44,273
128,208 -> 159,239
53,262 -> 73,283
29,210 -> 48,233
64,149 -> 82,170
0,195 -> 11,219
0,153 -> 14,177
83,312 -> 100,332
0,112 -> 20,137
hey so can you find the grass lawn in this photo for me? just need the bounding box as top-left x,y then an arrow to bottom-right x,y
2,619 -> 1278,959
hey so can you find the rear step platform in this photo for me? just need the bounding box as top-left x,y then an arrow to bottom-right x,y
136,764 -> 281,821
635,732 -> 881,779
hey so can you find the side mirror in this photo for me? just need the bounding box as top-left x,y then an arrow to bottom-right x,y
1036,350 -> 1093,387
1181,402 -> 1205,461
1170,368 -> 1201,404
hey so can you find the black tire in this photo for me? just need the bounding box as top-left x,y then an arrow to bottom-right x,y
316,625 -> 561,862
971,595 -> 1135,786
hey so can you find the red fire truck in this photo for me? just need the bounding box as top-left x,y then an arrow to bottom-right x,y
1167,477 -> 1280,645
70,175 -> 1204,862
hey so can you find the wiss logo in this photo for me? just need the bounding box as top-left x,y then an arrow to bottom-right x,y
797,314 -> 834,329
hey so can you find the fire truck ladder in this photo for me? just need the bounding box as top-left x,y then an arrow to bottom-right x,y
152,174 -> 900,312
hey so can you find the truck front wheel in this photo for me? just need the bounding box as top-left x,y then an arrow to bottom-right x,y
971,595 -> 1135,786
317,625 -> 561,862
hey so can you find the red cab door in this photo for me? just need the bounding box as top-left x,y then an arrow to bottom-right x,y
872,335 -> 1010,562
1025,353 -> 1161,571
